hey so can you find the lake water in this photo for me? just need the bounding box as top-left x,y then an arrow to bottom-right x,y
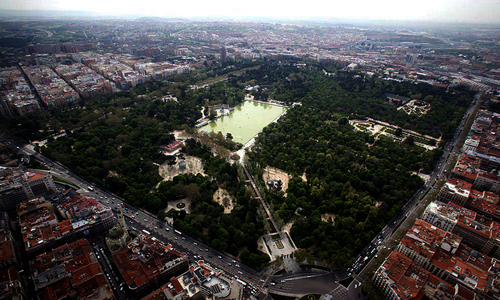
201,101 -> 287,144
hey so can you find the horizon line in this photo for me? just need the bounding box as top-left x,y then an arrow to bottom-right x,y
1,9 -> 500,26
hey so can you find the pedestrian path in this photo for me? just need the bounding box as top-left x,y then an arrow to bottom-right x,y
327,285 -> 347,300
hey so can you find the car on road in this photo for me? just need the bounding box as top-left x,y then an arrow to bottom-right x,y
248,275 -> 252,279
238,271 -> 243,274
218,256 -> 222,259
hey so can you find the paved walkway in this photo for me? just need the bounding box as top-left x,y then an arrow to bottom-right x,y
327,285 -> 348,300
242,165 -> 279,232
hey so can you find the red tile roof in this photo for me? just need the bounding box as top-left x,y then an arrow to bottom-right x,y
112,235 -> 187,290
31,238 -> 113,300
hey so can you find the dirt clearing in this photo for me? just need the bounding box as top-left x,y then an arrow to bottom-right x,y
263,166 -> 291,195
213,188 -> 234,214
158,156 -> 205,182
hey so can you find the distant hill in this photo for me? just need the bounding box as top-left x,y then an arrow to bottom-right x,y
0,9 -> 142,20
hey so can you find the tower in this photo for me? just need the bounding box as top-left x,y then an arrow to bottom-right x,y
117,207 -> 127,230
105,206 -> 131,253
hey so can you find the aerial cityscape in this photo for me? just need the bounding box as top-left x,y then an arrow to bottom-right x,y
0,1 -> 499,300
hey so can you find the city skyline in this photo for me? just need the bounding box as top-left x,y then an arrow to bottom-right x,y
1,0 -> 500,24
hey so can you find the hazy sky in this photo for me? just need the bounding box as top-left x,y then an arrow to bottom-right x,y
1,0 -> 500,23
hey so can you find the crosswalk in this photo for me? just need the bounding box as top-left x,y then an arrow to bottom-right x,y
327,285 -> 348,300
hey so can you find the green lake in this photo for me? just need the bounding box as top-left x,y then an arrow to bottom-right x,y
201,101 -> 287,145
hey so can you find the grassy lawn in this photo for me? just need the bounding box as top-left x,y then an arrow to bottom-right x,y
53,176 -> 79,188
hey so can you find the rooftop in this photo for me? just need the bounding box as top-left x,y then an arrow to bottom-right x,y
377,251 -> 413,285
0,229 -> 15,265
431,244 -> 492,291
457,213 -> 493,238
441,179 -> 472,199
401,219 -> 462,259
425,200 -> 468,223
452,154 -> 481,181
112,234 -> 187,290
31,238 -> 113,300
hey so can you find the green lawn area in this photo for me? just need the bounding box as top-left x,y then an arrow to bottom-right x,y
53,176 -> 79,188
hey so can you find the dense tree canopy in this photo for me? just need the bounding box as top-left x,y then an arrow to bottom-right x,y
1,58 -> 473,269
166,140 -> 270,268
242,62 -> 473,139
241,61 -> 469,266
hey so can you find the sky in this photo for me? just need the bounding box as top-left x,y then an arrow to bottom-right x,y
1,0 -> 500,24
